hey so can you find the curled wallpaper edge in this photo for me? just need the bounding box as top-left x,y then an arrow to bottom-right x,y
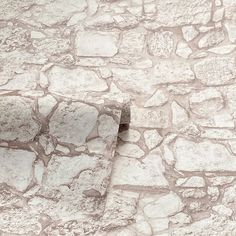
0,90 -> 130,235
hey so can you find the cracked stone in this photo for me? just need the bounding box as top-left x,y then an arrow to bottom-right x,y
147,31 -> 174,57
75,31 -> 119,57
48,66 -> 108,95
0,147 -> 36,192
144,130 -> 163,149
143,192 -> 184,218
44,154 -> 98,187
49,101 -> 98,146
171,101 -> 189,126
0,96 -> 40,142
144,89 -> 168,107
194,57 -> 236,85
189,88 -> 224,117
112,154 -> 168,188
38,95 -> 57,117
174,137 -> 236,171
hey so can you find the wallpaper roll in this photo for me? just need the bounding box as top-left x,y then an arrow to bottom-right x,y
0,90 -> 130,235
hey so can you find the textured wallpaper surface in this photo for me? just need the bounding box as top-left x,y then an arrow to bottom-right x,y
0,0 -> 236,235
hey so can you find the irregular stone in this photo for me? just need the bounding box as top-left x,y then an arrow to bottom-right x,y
0,70 -> 38,91
34,160 -> 45,185
198,30 -> 225,48
208,176 -> 235,186
149,218 -> 169,232
223,185 -> 236,204
176,41 -> 192,58
44,154 -> 98,187
144,130 -> 163,149
0,208 -> 41,235
39,134 -> 55,155
33,38 -> 71,56
0,147 -> 36,191
75,31 -> 119,57
212,205 -> 233,216
0,96 -> 40,142
120,29 -> 146,54
194,57 -> 236,85
176,176 -> 205,188
213,8 -> 225,22
131,106 -> 169,128
31,0 -> 87,26
87,138 -> 106,154
174,137 -> 236,171
85,14 -> 114,29
170,212 -> 192,225
153,60 -> 195,84
225,21 -> 236,43
162,145 -> 175,166
189,88 -> 223,117
147,31 -> 174,57
207,186 -> 219,201
200,128 -> 236,139
119,129 -> 141,142
49,101 -> 98,146
112,68 -> 156,95
171,101 -> 189,126
98,114 -> 118,139
48,66 -> 108,95
112,154 -> 168,188
38,95 -> 57,117
116,143 -> 144,158
144,89 -> 168,107
208,44 -> 236,54
182,25 -> 199,42
143,192 -> 184,218
150,0 -> 212,27
182,189 -> 206,198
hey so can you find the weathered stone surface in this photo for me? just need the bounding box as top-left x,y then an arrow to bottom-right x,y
119,129 -> 141,142
147,31 -> 174,57
120,29 -> 146,54
189,88 -> 224,117
198,30 -> 225,48
152,0 -> 212,27
176,176 -> 205,188
176,41 -> 192,58
75,31 -> 119,57
0,96 -> 40,142
31,0 -> 87,26
225,21 -> 236,43
171,101 -> 189,126
144,89 -> 168,107
48,66 -> 108,95
0,148 -> 36,191
44,154 -> 98,187
153,60 -> 195,84
194,57 -> 236,85
182,25 -> 199,42
144,130 -> 163,149
143,192 -> 184,218
131,106 -> 169,128
112,154 -> 168,188
116,143 -> 144,158
112,68 -> 156,95
49,101 -> 98,146
174,138 -> 236,171
38,95 -> 57,117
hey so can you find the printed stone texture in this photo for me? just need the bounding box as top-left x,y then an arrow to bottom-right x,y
1,0 -> 236,235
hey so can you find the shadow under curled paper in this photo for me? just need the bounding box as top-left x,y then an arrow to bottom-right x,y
0,90 -> 130,235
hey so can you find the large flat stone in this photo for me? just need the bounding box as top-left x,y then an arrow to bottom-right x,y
174,138 -> 236,172
48,66 -> 108,95
75,31 -> 119,57
0,148 -> 36,192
